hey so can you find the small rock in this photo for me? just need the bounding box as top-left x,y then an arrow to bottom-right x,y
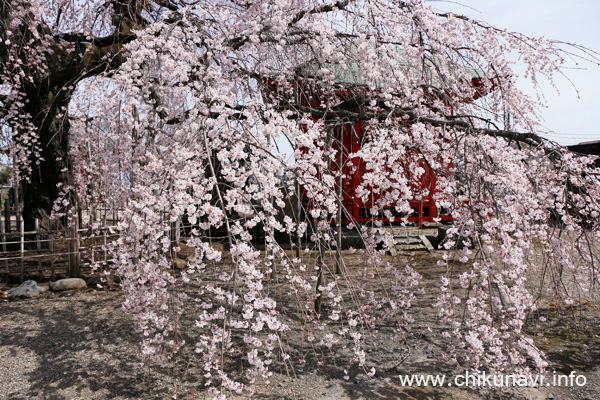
50,278 -> 87,292
547,394 -> 555,399
172,253 -> 197,270
211,242 -> 225,252
172,257 -> 188,270
86,274 -> 121,288
8,280 -> 48,298
86,276 -> 102,287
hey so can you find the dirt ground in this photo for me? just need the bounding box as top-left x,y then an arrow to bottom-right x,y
1,249 -> 600,400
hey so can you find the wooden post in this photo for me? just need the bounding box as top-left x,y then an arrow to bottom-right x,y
89,207 -> 95,269
49,219 -> 55,280
35,218 -> 42,278
14,182 -> 20,229
67,218 -> 71,276
19,218 -> 24,283
175,218 -> 181,246
4,203 -> 10,233
103,212 -> 107,266
69,216 -> 81,278
74,216 -> 81,277
0,212 -> 6,278
78,207 -> 83,232
76,216 -> 81,275
91,235 -> 95,268
168,207 -> 174,259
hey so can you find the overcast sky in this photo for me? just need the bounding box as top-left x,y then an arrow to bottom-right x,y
431,0 -> 600,145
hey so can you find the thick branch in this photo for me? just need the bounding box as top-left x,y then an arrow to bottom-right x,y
154,0 -> 179,12
47,42 -> 128,89
289,0 -> 351,26
282,102 -> 552,149
56,32 -> 136,47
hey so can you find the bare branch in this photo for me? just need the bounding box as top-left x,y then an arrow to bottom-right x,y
55,32 -> 136,48
289,0 -> 351,26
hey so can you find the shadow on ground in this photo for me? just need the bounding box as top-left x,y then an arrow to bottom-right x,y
0,290 -> 179,400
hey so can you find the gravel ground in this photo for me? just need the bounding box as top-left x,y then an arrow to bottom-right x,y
2,251 -> 600,399
0,290 -> 149,399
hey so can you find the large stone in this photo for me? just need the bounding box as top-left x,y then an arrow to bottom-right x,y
172,254 -> 197,270
50,278 -> 87,292
172,256 -> 188,270
211,242 -> 225,253
8,280 -> 49,298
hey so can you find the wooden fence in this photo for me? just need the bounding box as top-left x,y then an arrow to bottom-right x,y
0,206 -> 197,283
0,202 -> 268,283
0,208 -> 122,283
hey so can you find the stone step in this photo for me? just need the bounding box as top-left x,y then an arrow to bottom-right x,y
382,225 -> 441,239
387,234 -> 435,255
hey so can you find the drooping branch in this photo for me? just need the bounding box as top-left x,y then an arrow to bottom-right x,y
49,0 -> 600,389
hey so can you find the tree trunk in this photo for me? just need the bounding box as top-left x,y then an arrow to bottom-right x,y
20,80 -> 73,232
3,0 -> 131,232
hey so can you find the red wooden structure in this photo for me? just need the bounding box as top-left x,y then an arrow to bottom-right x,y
266,75 -> 489,226
301,119 -> 449,226
356,126 -> 441,225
